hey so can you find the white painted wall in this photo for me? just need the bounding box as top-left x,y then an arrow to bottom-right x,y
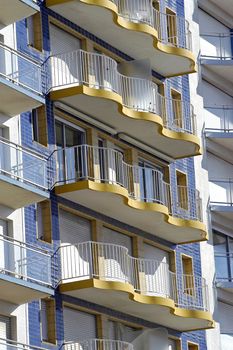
0,24 -> 29,346
202,81 -> 233,130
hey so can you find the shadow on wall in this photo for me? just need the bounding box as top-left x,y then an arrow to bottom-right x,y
132,328 -> 168,350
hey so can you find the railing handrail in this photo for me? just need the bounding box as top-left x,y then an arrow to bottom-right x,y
215,252 -> 233,257
209,178 -> 233,183
58,241 -> 209,311
0,136 -> 49,162
0,338 -> 48,350
0,41 -> 42,67
0,233 -> 51,256
63,339 -> 134,350
200,32 -> 233,38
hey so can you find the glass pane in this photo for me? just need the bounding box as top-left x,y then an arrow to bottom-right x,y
213,232 -> 229,280
55,122 -> 63,148
65,126 -> 84,147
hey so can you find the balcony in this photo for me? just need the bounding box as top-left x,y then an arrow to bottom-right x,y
200,33 -> 233,84
209,179 -> 233,220
0,43 -> 44,117
205,107 -> 233,151
58,241 -> 213,331
0,234 -> 53,305
46,0 -> 195,77
0,0 -> 39,27
0,137 -> 50,209
63,339 -> 133,350
53,145 -> 206,244
47,50 -> 200,159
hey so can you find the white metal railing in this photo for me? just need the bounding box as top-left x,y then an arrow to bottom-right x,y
53,144 -> 203,222
214,252 -> 233,282
58,241 -> 209,312
0,234 -> 52,287
0,137 -> 50,190
209,179 -> 233,206
110,0 -> 192,50
200,33 -> 233,60
205,106 -> 233,132
63,339 -> 134,350
46,49 -> 196,135
0,42 -> 42,95
0,338 -> 47,350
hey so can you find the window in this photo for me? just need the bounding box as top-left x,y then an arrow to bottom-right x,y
166,8 -> 177,46
213,230 -> 233,281
41,299 -> 56,344
36,200 -> 52,243
188,342 -> 199,350
139,159 -> 164,204
55,120 -> 86,182
153,0 -> 160,11
31,106 -> 48,146
168,338 -> 180,350
176,171 -> 188,211
182,255 -> 194,296
26,13 -> 43,51
171,89 -> 183,130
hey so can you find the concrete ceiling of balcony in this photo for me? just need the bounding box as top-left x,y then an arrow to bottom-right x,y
0,0 -> 39,27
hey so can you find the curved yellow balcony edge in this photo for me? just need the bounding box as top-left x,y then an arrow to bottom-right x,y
59,278 -> 214,330
50,85 -> 202,158
54,180 -> 208,242
46,0 -> 196,76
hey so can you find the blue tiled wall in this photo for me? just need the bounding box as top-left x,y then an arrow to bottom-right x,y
15,1 -> 207,349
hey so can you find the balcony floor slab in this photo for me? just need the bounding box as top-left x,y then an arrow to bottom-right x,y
55,180 -> 207,244
59,278 -> 214,332
0,273 -> 54,305
50,86 -> 201,159
0,0 -> 39,26
0,173 -> 49,209
0,77 -> 44,117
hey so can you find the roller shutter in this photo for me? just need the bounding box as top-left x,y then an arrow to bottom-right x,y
100,227 -> 132,282
143,243 -> 170,297
49,24 -> 81,55
101,227 -> 132,255
63,307 -> 96,343
59,209 -> 91,244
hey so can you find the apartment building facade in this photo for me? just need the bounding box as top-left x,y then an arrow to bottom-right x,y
0,0 -> 231,350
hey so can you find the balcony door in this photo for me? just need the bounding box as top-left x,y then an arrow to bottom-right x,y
139,159 -> 164,203
55,120 -> 86,184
